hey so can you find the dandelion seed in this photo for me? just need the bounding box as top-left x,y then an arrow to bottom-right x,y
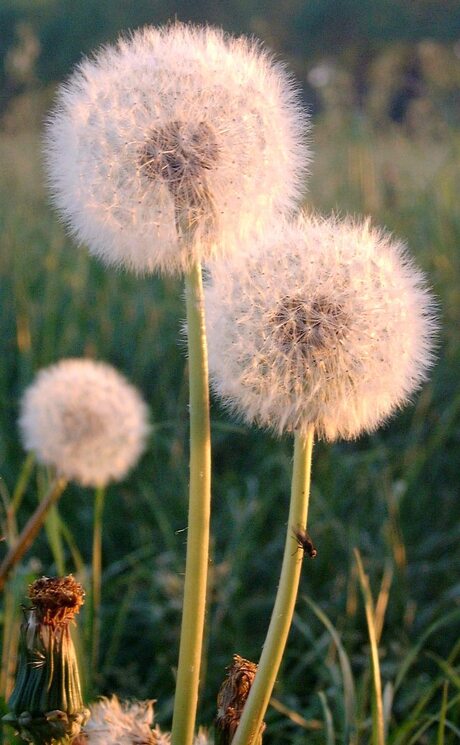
44,23 -> 309,275
205,213 -> 437,441
19,359 -> 149,487
84,696 -> 158,744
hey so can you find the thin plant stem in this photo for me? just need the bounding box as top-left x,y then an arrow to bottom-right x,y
354,549 -> 385,745
11,452 -> 35,514
171,258 -> 211,745
0,476 -> 67,592
0,574 -> 21,701
232,427 -> 315,745
90,485 -> 106,681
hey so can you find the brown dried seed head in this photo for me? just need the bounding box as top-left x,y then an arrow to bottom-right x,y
29,575 -> 85,627
216,655 -> 263,742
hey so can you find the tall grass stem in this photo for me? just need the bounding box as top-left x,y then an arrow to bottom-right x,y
232,427 -> 314,745
354,549 -> 385,745
171,258 -> 211,745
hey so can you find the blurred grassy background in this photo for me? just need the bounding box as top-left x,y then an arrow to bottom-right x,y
0,2 -> 460,743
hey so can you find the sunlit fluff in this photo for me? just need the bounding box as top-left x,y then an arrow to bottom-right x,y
44,23 -> 309,275
20,359 -> 149,486
84,697 -> 210,745
84,697 -> 158,744
205,214 -> 437,440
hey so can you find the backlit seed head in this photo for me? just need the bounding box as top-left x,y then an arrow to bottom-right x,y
84,697 -> 157,744
205,213 -> 437,440
19,359 -> 149,487
44,23 -> 310,274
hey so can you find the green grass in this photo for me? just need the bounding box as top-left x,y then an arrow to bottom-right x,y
0,114 -> 459,744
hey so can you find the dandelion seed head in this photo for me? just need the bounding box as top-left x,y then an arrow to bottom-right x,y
84,697 -> 157,744
44,23 -> 309,275
205,213 -> 437,440
19,359 -> 149,486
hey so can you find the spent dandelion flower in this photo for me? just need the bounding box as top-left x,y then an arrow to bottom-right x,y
3,575 -> 89,744
19,358 -> 149,487
205,212 -> 437,441
44,23 -> 309,275
215,655 -> 263,745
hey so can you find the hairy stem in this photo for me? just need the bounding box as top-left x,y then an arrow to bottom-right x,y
0,476 -> 68,592
232,427 -> 315,745
171,257 -> 211,745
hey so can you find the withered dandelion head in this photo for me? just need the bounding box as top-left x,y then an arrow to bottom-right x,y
19,359 -> 149,487
29,574 -> 85,627
216,655 -> 263,742
44,23 -> 309,275
205,213 -> 437,440
4,575 -> 88,743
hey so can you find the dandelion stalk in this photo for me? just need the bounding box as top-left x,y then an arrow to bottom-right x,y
90,484 -> 106,681
232,427 -> 314,745
0,476 -> 68,592
171,249 -> 211,745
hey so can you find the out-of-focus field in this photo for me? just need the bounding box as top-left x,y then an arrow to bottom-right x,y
0,111 -> 459,743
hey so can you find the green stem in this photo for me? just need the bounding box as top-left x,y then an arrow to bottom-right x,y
232,427 -> 315,745
0,476 -> 67,592
171,259 -> 211,745
354,549 -> 385,745
11,452 -> 35,514
90,485 -> 106,682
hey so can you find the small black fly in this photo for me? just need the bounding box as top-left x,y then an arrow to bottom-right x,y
293,526 -> 317,559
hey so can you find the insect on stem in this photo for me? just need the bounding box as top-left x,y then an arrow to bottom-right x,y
292,526 -> 318,559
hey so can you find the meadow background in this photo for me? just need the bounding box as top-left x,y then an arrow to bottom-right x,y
1,1 -> 460,743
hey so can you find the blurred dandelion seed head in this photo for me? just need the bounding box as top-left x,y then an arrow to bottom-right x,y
19,359 -> 149,487
44,23 -> 309,274
205,213 -> 437,440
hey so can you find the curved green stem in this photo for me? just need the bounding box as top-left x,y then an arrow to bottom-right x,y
232,427 -> 315,745
0,476 -> 68,592
171,259 -> 211,745
90,485 -> 106,682
354,549 -> 385,745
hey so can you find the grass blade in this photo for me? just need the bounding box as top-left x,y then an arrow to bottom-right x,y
394,609 -> 460,692
303,595 -> 357,742
437,682 -> 448,745
318,691 -> 336,745
354,549 -> 385,745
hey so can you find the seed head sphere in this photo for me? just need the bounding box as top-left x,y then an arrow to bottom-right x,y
44,24 -> 309,274
205,214 -> 437,441
19,359 -> 149,487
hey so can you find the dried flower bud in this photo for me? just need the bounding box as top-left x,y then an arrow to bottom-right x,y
3,575 -> 89,744
215,655 -> 264,745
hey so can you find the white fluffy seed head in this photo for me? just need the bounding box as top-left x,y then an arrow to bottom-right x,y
44,23 -> 309,275
19,359 -> 149,487
205,213 -> 437,441
84,696 -> 158,744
